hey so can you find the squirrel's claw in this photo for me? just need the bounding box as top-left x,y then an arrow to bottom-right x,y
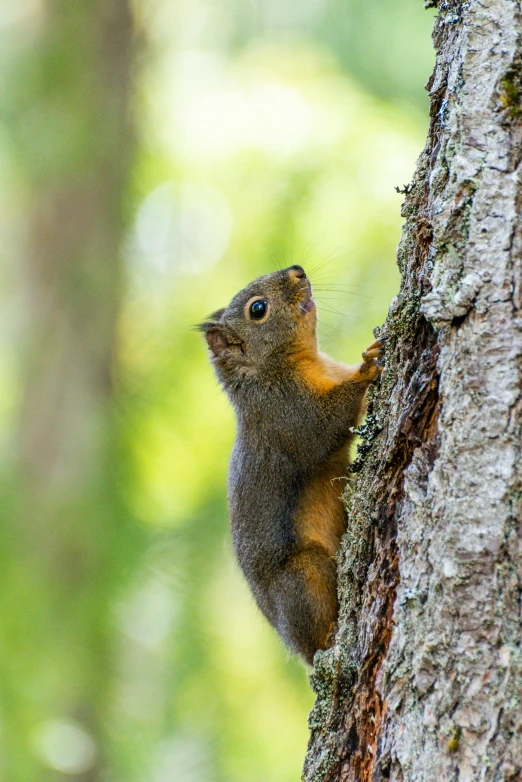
362,337 -> 385,362
360,338 -> 385,382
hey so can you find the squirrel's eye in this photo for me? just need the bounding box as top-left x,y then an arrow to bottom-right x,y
249,299 -> 268,320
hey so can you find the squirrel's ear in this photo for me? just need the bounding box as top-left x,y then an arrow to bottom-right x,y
205,326 -> 230,358
197,321 -> 240,359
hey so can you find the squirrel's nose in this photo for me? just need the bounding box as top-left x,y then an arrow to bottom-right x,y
287,265 -> 307,283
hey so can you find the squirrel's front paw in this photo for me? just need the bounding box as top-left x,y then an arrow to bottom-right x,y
361,338 -> 385,381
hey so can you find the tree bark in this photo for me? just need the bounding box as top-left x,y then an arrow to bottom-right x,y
303,2 -> 522,780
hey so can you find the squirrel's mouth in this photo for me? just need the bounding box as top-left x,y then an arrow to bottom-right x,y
298,281 -> 316,315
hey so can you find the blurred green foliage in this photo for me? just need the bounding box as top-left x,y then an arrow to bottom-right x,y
0,0 -> 433,780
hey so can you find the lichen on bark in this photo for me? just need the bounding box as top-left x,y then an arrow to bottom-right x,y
303,1 -> 522,780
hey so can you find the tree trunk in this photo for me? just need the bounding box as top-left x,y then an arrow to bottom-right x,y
303,2 -> 522,780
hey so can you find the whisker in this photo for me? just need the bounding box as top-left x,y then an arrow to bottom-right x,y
306,258 -> 338,279
315,293 -> 382,302
317,304 -> 357,320
315,320 -> 347,335
298,232 -> 328,271
313,285 -> 381,296
297,302 -> 336,342
300,235 -> 359,279
307,245 -> 356,277
313,284 -> 369,290
263,244 -> 282,272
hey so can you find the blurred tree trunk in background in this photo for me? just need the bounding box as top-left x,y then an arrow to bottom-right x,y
1,1 -> 136,779
304,1 -> 522,780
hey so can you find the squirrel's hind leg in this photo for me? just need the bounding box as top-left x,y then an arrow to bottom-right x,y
272,544 -> 338,665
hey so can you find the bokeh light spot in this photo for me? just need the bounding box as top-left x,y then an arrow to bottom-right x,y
31,719 -> 97,774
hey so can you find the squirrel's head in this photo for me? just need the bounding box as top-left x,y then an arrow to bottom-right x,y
198,265 -> 317,388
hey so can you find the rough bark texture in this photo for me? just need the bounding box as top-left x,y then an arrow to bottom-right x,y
303,1 -> 522,780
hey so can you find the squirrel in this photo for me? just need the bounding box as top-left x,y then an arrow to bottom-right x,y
199,265 -> 384,664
